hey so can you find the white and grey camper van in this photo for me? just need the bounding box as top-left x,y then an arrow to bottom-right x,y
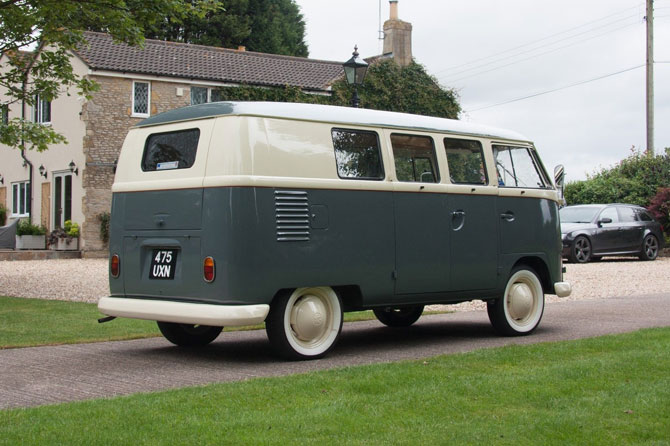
98,102 -> 571,360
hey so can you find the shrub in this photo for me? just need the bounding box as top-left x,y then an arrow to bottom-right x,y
648,187 -> 670,236
98,212 -> 110,243
47,220 -> 80,245
16,219 -> 47,236
0,203 -> 6,226
565,147 -> 670,206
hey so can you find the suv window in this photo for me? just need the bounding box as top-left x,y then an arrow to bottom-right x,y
493,145 -> 546,188
599,207 -> 619,223
444,138 -> 487,185
637,210 -> 653,222
618,206 -> 638,223
391,134 -> 439,183
332,129 -> 384,180
141,128 -> 200,171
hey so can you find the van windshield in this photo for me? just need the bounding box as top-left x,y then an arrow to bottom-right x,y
141,128 -> 200,171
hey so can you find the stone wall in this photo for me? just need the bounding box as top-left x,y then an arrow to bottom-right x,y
81,76 -> 192,253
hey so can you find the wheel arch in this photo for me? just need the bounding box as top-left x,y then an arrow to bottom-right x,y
270,285 -> 363,312
512,256 -> 551,294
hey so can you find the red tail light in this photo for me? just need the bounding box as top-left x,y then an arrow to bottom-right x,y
110,254 -> 120,278
203,256 -> 215,283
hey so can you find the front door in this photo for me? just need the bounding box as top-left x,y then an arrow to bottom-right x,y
53,173 -> 72,229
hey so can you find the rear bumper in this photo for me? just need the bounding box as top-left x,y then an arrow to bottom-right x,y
98,297 -> 269,327
553,281 -> 572,298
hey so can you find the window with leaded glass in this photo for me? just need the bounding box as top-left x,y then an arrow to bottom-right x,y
133,81 -> 150,116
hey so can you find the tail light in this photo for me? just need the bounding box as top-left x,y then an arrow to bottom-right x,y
203,256 -> 215,282
110,254 -> 120,278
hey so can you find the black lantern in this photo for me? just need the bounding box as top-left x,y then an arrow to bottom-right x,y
39,164 -> 47,178
342,45 -> 368,108
69,160 -> 79,176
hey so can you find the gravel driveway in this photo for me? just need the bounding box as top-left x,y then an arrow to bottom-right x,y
1,256 -> 668,309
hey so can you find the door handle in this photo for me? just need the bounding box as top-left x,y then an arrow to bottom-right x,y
500,212 -> 515,222
451,211 -> 465,217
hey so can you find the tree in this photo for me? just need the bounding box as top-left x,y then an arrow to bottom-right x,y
144,0 -> 308,57
214,59 -> 461,119
0,0 -> 221,152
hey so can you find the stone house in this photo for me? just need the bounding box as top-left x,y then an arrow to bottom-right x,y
0,1 -> 413,256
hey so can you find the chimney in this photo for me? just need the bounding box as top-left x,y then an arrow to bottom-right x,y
383,0 -> 412,67
237,45 -> 246,52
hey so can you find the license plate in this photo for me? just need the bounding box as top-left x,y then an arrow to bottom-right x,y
150,249 -> 177,280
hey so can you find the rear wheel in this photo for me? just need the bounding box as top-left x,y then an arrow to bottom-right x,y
487,266 -> 545,336
266,287 -> 343,360
157,322 -> 222,347
639,234 -> 659,261
569,235 -> 592,263
373,305 -> 424,327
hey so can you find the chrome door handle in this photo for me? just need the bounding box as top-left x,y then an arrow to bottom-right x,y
500,212 -> 515,222
451,211 -> 465,217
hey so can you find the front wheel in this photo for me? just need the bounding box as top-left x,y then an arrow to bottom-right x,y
157,322 -> 223,347
569,235 -> 592,263
487,266 -> 545,336
266,287 -> 343,360
373,305 -> 424,327
639,234 -> 659,261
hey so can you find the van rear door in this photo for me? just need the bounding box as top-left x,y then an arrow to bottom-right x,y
111,120 -> 215,301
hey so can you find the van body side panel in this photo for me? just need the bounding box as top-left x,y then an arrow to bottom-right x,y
206,187 -> 396,305
497,196 -> 563,288
449,194 -> 498,291
393,192 -> 450,294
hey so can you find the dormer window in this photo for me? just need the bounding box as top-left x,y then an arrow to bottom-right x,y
33,95 -> 51,124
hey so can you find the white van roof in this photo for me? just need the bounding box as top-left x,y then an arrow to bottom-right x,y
136,101 -> 531,143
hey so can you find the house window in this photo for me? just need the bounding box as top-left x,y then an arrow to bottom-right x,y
132,81 -> 150,117
191,86 -> 223,105
33,95 -> 51,124
12,181 -> 30,217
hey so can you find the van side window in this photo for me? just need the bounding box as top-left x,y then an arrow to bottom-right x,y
141,129 -> 200,172
391,134 -> 439,183
444,138 -> 487,185
331,129 -> 384,180
493,145 -> 546,188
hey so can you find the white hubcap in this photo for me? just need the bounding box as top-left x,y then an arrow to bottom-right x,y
290,295 -> 328,342
507,282 -> 533,321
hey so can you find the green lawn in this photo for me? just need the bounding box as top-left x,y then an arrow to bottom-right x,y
0,296 -> 395,349
1,328 -> 668,445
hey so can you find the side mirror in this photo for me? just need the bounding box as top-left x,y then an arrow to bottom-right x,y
598,217 -> 613,226
554,164 -> 566,206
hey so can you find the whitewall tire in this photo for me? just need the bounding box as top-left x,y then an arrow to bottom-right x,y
266,287 -> 343,360
487,266 -> 545,336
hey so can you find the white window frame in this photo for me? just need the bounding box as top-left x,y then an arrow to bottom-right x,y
190,86 -> 222,105
33,95 -> 51,125
132,81 -> 151,117
11,181 -> 30,217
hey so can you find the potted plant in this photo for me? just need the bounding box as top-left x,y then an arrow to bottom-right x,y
15,219 -> 47,250
48,220 -> 80,251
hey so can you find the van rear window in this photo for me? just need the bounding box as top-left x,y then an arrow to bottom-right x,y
141,129 -> 200,171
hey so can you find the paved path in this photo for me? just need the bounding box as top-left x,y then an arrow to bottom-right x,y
1,293 -> 669,409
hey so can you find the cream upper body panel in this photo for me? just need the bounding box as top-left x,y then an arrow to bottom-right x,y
113,102 -> 558,202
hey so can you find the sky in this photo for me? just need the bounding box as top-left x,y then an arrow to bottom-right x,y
295,0 -> 670,182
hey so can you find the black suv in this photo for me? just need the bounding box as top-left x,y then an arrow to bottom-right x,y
560,204 -> 665,263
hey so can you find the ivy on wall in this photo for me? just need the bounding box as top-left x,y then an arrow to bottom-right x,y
214,59 -> 461,119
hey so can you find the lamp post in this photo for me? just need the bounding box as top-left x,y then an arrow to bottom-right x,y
342,45 -> 368,108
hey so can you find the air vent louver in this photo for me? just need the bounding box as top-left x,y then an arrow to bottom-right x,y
275,190 -> 310,242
